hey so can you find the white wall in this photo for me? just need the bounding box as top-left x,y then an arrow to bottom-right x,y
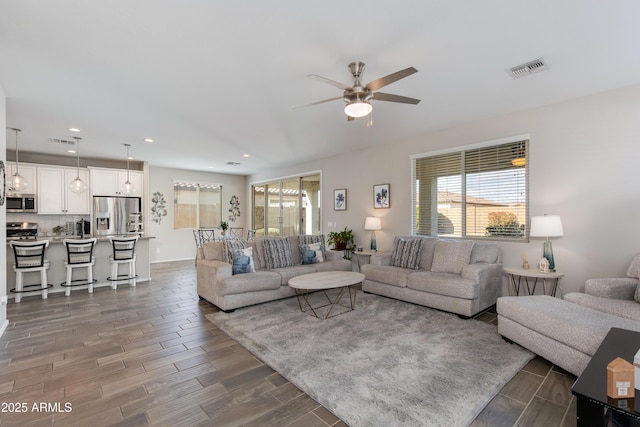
0,84 -> 7,336
147,166 -> 247,262
250,84 -> 640,295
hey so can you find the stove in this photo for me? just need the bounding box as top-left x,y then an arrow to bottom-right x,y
6,222 -> 38,241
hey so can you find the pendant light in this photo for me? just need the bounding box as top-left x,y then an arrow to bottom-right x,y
68,136 -> 86,193
121,143 -> 136,195
8,127 -> 28,192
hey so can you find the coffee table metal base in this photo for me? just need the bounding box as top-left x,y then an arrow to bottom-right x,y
294,286 -> 357,319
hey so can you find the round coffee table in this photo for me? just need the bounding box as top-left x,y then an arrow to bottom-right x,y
288,271 -> 365,319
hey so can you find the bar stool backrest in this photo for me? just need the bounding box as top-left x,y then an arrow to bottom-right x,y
109,236 -> 139,260
63,238 -> 97,265
10,240 -> 49,268
193,228 -> 217,248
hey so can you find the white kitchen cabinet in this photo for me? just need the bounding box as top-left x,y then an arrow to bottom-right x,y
37,166 -> 91,214
5,161 -> 37,194
90,168 -> 143,196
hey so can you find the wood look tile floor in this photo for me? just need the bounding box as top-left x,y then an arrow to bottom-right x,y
0,260 -> 577,427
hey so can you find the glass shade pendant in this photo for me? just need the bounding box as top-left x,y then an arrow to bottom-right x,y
68,136 -> 87,193
9,128 -> 28,192
122,143 -> 136,195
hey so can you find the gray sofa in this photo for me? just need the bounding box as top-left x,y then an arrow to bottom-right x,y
361,236 -> 503,317
497,257 -> 640,376
197,235 -> 351,311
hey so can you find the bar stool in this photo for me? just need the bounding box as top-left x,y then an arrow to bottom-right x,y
9,240 -> 53,303
60,238 -> 98,296
107,236 -> 139,289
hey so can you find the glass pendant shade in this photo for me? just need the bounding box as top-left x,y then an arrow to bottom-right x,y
121,144 -> 136,195
69,137 -> 86,193
9,127 -> 28,191
344,101 -> 372,118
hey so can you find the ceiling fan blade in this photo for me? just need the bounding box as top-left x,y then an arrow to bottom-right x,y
372,92 -> 421,105
294,96 -> 343,110
308,74 -> 351,90
365,67 -> 418,91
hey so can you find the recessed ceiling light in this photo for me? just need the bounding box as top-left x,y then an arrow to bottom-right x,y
67,149 -> 76,153
68,127 -> 80,132
144,138 -> 154,143
209,166 -> 215,169
243,154 -> 249,158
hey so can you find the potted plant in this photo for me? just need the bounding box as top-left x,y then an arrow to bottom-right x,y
327,226 -> 355,252
52,225 -> 64,236
220,221 -> 229,236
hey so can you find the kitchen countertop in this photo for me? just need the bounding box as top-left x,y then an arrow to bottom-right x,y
7,235 -> 154,244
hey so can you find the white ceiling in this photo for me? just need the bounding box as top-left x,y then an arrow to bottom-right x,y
2,1 -> 640,175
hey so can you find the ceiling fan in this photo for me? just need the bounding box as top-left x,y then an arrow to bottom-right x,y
298,61 -> 420,121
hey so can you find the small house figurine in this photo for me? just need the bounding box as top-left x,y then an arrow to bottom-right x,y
607,357 -> 635,399
538,257 -> 550,273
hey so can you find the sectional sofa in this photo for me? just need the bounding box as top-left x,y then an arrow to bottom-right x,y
196,235 -> 351,311
361,236 -> 503,317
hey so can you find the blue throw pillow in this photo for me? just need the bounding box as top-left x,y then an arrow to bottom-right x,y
299,242 -> 324,265
231,247 -> 255,275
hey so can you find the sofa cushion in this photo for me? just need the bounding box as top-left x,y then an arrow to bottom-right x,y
300,242 -> 325,265
361,264 -> 412,288
223,239 -> 246,263
231,247 -> 255,275
391,238 -> 423,270
218,270 -> 282,296
431,240 -> 474,274
564,292 -> 640,322
470,242 -> 501,264
202,241 -> 224,261
312,259 -> 352,272
418,237 -> 438,271
270,265 -> 317,285
262,237 -> 294,269
407,271 -> 478,299
636,283 -> 640,303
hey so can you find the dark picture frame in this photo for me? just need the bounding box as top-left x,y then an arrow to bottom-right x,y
373,183 -> 390,209
334,188 -> 347,211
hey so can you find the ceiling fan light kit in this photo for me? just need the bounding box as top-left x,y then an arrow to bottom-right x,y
301,61 -> 420,122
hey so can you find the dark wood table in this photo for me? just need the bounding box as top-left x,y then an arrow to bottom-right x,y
572,327 -> 640,426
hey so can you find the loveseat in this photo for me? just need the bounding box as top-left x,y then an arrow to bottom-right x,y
360,236 -> 503,317
197,235 -> 351,311
497,256 -> 640,376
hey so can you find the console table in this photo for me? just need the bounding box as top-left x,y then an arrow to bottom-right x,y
572,327 -> 640,426
503,267 -> 564,297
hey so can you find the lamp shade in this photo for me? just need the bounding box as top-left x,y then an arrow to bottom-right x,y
344,101 -> 372,118
529,215 -> 563,238
364,216 -> 382,231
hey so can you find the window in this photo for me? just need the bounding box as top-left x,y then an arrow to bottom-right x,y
412,137 -> 528,241
173,181 -> 222,229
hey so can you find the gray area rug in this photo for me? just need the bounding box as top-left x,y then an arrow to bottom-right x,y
207,291 -> 533,427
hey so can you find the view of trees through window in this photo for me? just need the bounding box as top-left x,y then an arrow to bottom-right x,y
413,139 -> 528,240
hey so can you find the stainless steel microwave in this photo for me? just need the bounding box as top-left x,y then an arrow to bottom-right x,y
6,194 -> 37,213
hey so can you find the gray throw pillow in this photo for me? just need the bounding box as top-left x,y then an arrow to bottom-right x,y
262,237 -> 294,269
635,282 -> 640,304
431,240 -> 474,274
223,239 -> 246,264
391,238 -> 424,270
299,235 -> 326,255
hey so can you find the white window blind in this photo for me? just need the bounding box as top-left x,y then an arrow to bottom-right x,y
173,181 -> 222,229
412,139 -> 528,240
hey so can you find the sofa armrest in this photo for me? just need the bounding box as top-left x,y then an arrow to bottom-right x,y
462,262 -> 501,283
196,259 -> 232,299
584,278 -> 638,300
369,252 -> 392,266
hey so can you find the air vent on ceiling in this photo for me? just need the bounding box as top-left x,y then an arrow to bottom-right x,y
507,57 -> 549,79
49,137 -> 76,146
226,161 -> 241,166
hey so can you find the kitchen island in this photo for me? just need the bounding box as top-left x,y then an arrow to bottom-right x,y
6,235 -> 153,300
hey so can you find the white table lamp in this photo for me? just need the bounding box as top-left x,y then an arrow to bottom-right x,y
529,215 -> 564,272
364,217 -> 382,252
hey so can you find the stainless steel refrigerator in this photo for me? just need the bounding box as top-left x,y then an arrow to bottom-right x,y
93,196 -> 143,236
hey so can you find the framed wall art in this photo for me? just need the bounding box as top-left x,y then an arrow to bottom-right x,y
373,183 -> 390,209
0,161 -> 4,206
334,188 -> 347,211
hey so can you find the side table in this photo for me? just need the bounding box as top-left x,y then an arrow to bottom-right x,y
572,327 -> 640,426
503,267 -> 565,297
353,250 -> 380,271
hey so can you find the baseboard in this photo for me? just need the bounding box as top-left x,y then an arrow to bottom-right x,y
0,319 -> 9,338
150,258 -> 193,264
